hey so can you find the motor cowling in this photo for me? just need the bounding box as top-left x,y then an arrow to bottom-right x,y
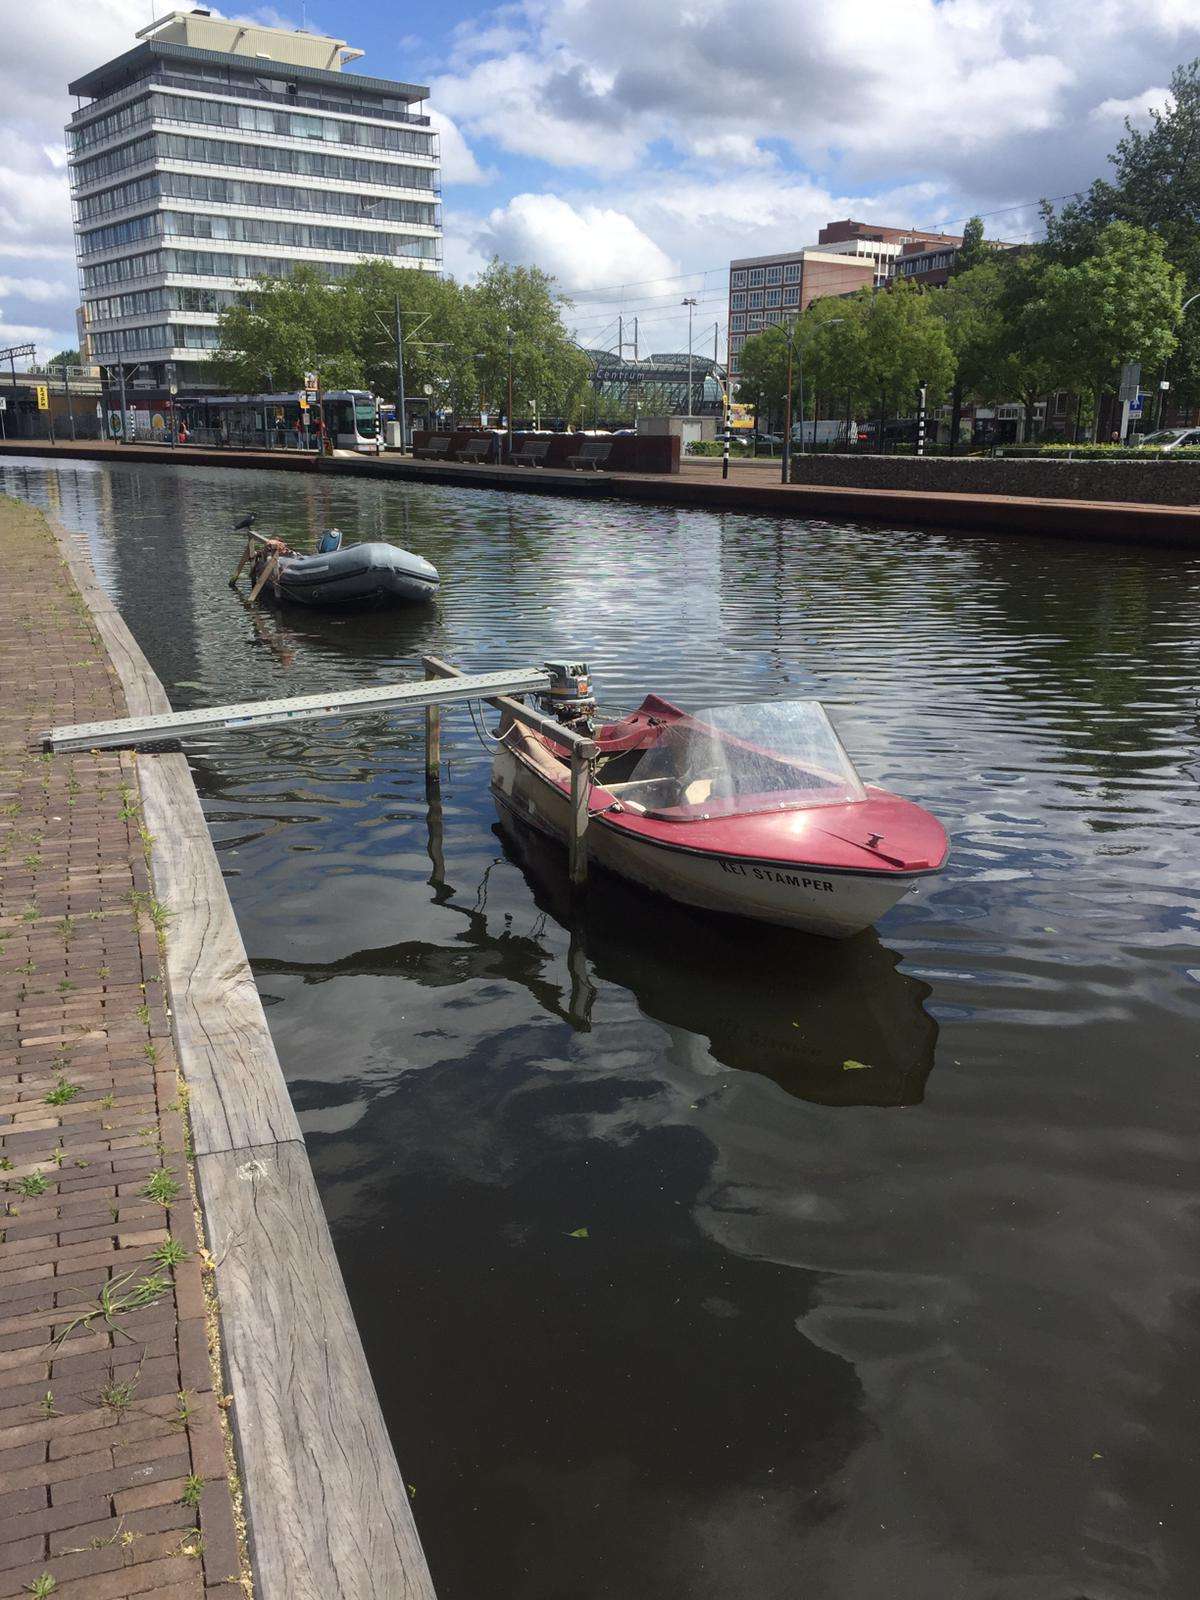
540,660 -> 596,728
318,528 -> 343,553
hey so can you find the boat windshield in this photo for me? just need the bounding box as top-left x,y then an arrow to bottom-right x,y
609,700 -> 867,819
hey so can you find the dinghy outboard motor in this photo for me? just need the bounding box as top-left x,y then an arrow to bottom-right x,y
540,660 -> 596,732
317,528 -> 343,553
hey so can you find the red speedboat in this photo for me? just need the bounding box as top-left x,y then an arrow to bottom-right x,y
491,686 -> 948,939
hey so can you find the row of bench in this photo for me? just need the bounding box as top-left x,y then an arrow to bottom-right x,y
412,436 -> 614,471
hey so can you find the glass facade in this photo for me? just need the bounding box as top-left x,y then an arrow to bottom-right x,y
68,37 -> 442,383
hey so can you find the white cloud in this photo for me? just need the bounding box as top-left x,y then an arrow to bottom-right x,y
431,0 -> 1200,205
1090,86 -> 1173,122
427,109 -> 488,185
0,321 -> 55,344
0,275 -> 73,303
474,194 -> 679,292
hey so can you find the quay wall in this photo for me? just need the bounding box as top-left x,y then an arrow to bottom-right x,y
789,453 -> 1200,506
45,514 -> 438,1600
5,439 -> 1200,547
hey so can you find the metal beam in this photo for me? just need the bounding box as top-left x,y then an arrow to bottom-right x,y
43,668 -> 552,753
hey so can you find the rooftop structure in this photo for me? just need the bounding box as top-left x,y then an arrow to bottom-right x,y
66,9 -> 441,393
580,350 -> 726,416
727,248 -> 876,378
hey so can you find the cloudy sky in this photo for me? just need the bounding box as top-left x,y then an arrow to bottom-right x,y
3,0 -> 1198,361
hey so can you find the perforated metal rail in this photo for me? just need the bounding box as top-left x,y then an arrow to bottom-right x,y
43,667 -> 552,753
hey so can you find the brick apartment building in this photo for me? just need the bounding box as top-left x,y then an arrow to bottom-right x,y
728,218 -> 962,378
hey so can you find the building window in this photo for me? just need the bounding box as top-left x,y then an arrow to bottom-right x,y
731,352 -> 741,372
747,314 -> 763,331
730,292 -> 746,310
783,261 -> 801,282
731,270 -> 747,288
765,265 -> 782,285
730,313 -> 745,332
748,290 -> 763,309
782,285 -> 800,305
765,288 -> 781,307
748,268 -> 765,286
765,310 -> 781,324
730,333 -> 745,351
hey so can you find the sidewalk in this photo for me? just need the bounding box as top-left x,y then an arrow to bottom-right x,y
0,497 -> 246,1599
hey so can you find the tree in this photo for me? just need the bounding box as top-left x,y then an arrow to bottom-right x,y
208,267 -> 365,392
1037,222 -> 1182,437
467,260 -> 590,422
938,257 -> 1007,447
736,325 -> 788,428
1043,59 -> 1200,404
205,257 -> 589,422
856,280 -> 955,432
953,216 -> 990,277
47,348 -> 81,367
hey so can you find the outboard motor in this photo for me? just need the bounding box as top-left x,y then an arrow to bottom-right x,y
540,660 -> 596,732
317,528 -> 343,554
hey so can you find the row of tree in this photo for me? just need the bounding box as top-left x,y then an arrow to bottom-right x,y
209,258 -> 593,423
739,58 -> 1200,442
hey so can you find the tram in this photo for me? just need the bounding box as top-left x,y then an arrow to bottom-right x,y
179,391 -> 382,454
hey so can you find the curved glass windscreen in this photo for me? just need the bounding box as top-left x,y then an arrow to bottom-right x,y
604,700 -> 867,820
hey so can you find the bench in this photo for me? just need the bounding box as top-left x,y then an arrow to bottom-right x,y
413,434 -> 452,459
512,439 -> 552,467
566,440 -> 614,471
456,437 -> 495,463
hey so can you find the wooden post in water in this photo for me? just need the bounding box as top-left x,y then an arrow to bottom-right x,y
423,658 -> 441,785
568,743 -> 591,887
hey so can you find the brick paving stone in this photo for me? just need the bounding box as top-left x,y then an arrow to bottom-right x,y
0,498 -> 249,1600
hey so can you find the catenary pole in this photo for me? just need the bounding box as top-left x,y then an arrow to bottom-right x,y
394,296 -> 408,453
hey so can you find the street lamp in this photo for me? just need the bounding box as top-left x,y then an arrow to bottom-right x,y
682,297 -> 698,417
783,316 -> 843,483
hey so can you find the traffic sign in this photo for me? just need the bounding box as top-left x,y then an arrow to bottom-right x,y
304,371 -> 319,392
0,397 -> 6,413
1118,362 -> 1141,402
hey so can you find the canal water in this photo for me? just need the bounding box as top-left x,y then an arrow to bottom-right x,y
5,456 -> 1199,1599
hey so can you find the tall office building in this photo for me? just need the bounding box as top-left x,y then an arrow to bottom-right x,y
727,219 -> 963,380
66,9 -> 441,394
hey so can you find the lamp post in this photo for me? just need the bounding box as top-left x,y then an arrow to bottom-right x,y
682,297 -> 698,417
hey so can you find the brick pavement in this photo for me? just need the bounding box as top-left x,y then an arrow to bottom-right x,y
0,497 -> 248,1599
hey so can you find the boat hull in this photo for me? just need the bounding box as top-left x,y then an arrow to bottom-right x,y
492,743 -> 923,938
257,542 -> 438,607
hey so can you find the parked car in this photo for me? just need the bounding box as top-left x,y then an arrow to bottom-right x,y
1135,427 -> 1200,451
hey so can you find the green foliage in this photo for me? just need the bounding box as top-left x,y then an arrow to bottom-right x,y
953,216 -> 990,276
141,1169 -> 182,1205
205,258 -> 589,421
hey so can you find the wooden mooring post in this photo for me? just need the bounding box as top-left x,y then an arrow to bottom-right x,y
424,658 -> 441,784
422,653 -> 596,888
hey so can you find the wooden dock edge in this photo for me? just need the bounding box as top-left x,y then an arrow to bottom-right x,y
46,515 -> 437,1600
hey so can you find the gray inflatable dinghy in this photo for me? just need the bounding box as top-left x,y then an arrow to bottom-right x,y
241,523 -> 438,607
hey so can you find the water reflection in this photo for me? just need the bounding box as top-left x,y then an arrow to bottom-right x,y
495,814 -> 939,1106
